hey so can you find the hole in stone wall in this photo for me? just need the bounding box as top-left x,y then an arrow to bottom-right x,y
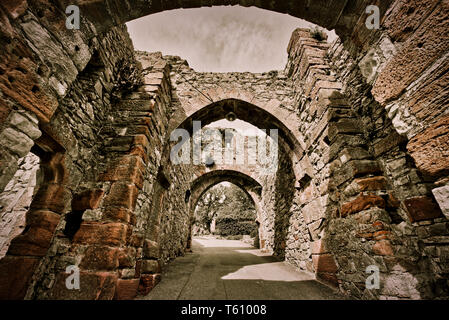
297,173 -> 312,189
63,210 -> 85,240
185,190 -> 191,203
37,65 -> 46,76
79,51 -> 104,77
407,7 -> 415,15
16,67 -> 27,74
157,166 -> 170,190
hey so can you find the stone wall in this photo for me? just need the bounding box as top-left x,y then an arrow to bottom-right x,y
0,0 -> 448,300
284,28 -> 449,299
0,152 -> 40,258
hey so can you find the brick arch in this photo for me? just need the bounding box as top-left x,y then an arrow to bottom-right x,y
189,169 -> 263,213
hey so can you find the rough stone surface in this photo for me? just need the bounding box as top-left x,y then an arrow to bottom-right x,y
432,185 -> 449,219
0,1 -> 448,301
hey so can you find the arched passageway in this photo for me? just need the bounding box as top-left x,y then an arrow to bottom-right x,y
0,2 -> 448,301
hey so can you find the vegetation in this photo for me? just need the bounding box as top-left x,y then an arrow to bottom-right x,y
310,27 -> 327,42
193,183 -> 257,237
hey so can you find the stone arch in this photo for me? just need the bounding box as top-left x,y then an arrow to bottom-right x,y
169,97 -> 314,188
173,96 -> 304,152
0,0 -> 447,301
187,169 -> 263,248
76,0 -> 384,44
163,94 -> 309,256
1,0 -> 446,198
189,169 -> 262,214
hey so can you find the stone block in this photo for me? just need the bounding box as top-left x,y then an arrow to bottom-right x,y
31,183 -> 70,213
103,182 -> 139,211
129,233 -> 145,248
138,273 -> 161,296
310,239 -> 329,254
355,176 -> 388,192
141,259 -> 161,274
373,0 -> 449,104
302,197 -> 327,225
114,279 -> 140,300
0,256 -> 39,300
0,127 -> 34,158
341,194 -> 386,217
328,119 -> 362,141
99,158 -> 144,189
143,239 -> 160,259
103,207 -> 132,224
118,247 -> 136,268
47,271 -> 117,300
80,246 -> 119,271
403,196 -> 443,222
373,130 -> 407,157
72,189 -> 104,211
316,272 -> 338,287
407,115 -> 449,179
8,210 -> 60,256
73,222 -> 127,246
312,254 -> 338,273
373,240 -> 394,256
432,184 -> 449,218
339,147 -> 371,164
8,111 -> 42,140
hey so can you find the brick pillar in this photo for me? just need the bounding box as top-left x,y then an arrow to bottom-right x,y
287,29 -> 400,289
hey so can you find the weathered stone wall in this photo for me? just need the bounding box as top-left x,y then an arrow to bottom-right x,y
328,36 -> 449,299
0,0 -> 448,300
0,152 -> 40,258
285,28 -> 449,299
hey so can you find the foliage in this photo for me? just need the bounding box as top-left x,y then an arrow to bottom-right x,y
310,27 -> 327,42
215,219 -> 257,236
194,183 -> 257,236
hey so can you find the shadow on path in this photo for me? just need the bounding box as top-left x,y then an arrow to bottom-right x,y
136,237 -> 344,300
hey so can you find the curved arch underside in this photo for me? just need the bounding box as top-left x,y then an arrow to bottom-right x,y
77,0 -> 383,42
189,169 -> 262,211
176,99 -> 300,153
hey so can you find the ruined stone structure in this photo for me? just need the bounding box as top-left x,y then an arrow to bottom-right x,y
0,0 -> 448,300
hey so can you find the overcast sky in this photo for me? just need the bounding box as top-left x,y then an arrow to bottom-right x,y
126,5 -> 336,73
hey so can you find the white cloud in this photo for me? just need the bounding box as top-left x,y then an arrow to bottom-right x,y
126,5 -> 336,73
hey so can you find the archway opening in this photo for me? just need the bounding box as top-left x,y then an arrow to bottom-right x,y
193,182 -> 258,246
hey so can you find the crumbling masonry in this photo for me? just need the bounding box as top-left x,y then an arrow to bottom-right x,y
0,0 -> 448,300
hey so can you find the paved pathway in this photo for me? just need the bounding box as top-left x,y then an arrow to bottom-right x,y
137,236 -> 343,300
